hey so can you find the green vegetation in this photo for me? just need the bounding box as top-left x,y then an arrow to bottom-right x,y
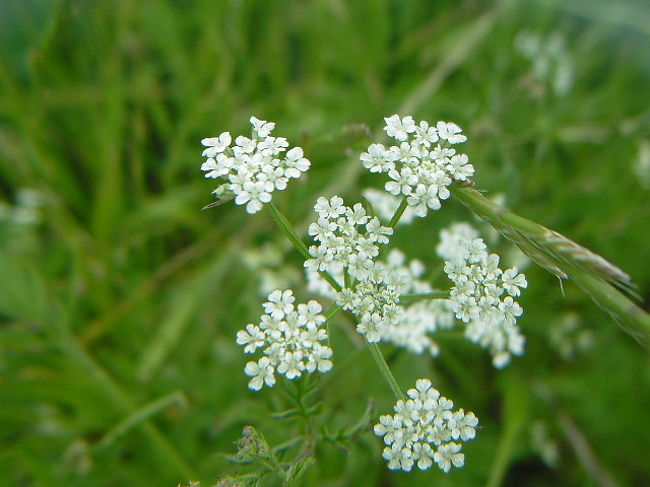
1,0 -> 649,486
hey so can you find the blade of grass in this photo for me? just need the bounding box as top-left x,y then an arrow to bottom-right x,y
451,183 -> 650,347
95,390 -> 188,451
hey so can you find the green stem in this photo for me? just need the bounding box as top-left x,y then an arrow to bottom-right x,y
399,291 -> 451,304
267,202 -> 404,400
389,196 -> 409,228
267,202 -> 341,292
267,201 -> 311,260
324,305 -> 342,322
367,342 -> 405,400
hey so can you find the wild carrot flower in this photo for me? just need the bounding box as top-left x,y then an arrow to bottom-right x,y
438,226 -> 528,368
304,196 -> 404,342
304,196 -> 393,279
360,115 -> 474,218
236,289 -> 332,390
200,117 -> 310,214
374,379 -> 478,472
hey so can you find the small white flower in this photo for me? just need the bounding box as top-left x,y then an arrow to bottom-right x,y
447,153 -> 474,181
430,144 -> 456,160
260,166 -> 289,191
356,312 -> 384,342
499,296 -> 523,325
413,120 -> 439,147
236,324 -> 265,353
383,445 -> 414,471
501,267 -> 528,296
297,300 -> 324,327
436,121 -> 467,144
285,146 -> 311,178
245,357 -> 275,391
200,158 -> 221,179
384,115 -> 417,141
408,184 -> 442,215
277,350 -> 304,379
250,116 -> 275,138
433,442 -> 464,472
235,181 -> 273,214
311,345 -> 333,372
365,217 -> 393,244
263,289 -> 295,319
413,442 -> 434,470
315,196 -> 346,219
234,135 -> 256,155
258,136 -> 288,156
385,167 -> 417,196
201,132 -> 232,158
346,203 -> 369,225
361,143 -> 395,173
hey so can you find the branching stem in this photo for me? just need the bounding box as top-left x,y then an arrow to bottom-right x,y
267,201 -> 404,400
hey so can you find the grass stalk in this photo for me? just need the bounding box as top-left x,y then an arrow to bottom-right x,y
450,183 -> 650,346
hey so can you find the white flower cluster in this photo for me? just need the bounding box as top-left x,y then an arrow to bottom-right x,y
360,115 -> 474,218
336,263 -> 405,342
438,225 -> 528,368
374,379 -> 478,473
236,289 -> 333,390
304,196 -> 402,342
361,188 -> 417,226
305,196 -> 394,278
200,117 -> 310,214
306,248 -> 455,353
379,250 -> 455,355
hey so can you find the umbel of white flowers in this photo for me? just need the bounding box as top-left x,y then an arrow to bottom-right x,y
374,379 -> 479,473
236,290 -> 333,390
307,248 -> 454,356
197,115 -> 528,477
304,196 -> 404,343
360,115 -> 474,218
200,117 -> 310,214
437,224 -> 528,368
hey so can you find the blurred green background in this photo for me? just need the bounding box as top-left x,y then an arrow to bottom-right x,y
1,0 -> 649,485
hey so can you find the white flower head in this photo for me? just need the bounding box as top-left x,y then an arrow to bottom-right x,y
201,132 -> 232,158
237,290 -> 332,390
244,357 -> 276,391
439,223 -> 528,366
200,117 -> 311,213
363,115 -> 474,218
375,379 -> 478,473
250,116 -> 275,138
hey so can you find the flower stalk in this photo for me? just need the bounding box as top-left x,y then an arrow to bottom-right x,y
268,201 -> 404,400
268,202 -> 342,292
